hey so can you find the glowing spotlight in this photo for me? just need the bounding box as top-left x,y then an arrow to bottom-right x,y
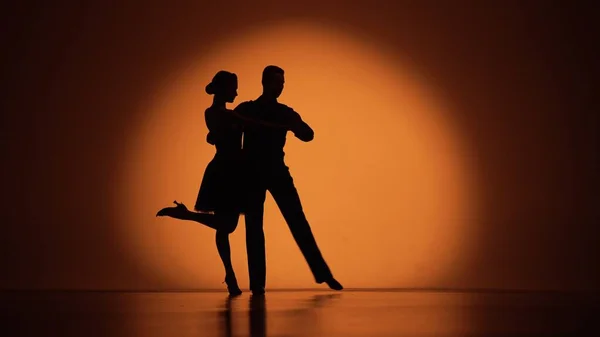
115,20 -> 477,289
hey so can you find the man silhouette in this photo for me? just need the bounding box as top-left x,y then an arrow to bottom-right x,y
235,65 -> 343,295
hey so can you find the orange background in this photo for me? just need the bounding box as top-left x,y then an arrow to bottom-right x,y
1,1 -> 597,291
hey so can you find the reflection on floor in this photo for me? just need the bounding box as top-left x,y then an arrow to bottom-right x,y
1,290 -> 598,336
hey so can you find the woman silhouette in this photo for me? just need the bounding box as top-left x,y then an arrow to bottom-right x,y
157,70 -> 286,296
157,70 -> 246,296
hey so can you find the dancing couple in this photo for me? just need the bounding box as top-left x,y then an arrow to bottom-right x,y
157,65 -> 343,296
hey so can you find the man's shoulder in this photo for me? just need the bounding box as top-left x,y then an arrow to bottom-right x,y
233,100 -> 258,116
270,101 -> 294,114
276,102 -> 291,109
276,102 -> 300,120
234,100 -> 255,109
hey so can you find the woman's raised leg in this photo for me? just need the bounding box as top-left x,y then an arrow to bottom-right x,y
156,201 -> 220,230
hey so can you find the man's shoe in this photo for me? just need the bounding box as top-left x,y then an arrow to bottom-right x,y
318,277 -> 343,291
251,287 -> 265,296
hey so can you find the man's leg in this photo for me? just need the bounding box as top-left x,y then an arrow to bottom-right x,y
244,185 -> 268,294
268,166 -> 336,284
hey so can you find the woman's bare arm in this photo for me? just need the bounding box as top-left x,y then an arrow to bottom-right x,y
225,108 -> 290,129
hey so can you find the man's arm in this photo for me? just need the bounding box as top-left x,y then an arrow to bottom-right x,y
287,110 -> 314,142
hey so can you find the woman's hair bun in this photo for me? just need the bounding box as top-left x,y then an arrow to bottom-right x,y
205,71 -> 236,96
205,82 -> 215,95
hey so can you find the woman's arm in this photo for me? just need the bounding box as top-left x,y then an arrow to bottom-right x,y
225,108 -> 290,129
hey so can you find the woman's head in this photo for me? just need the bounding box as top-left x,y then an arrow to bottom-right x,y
205,70 -> 238,103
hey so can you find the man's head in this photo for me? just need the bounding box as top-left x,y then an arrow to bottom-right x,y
261,65 -> 285,99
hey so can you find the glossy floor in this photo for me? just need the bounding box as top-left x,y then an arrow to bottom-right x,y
1,290 -> 598,336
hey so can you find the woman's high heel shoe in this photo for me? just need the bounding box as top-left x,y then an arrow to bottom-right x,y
224,274 -> 242,297
156,201 -> 188,217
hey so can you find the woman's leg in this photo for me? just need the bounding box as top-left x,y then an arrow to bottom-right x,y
157,201 -> 220,230
215,211 -> 241,296
158,202 -> 242,294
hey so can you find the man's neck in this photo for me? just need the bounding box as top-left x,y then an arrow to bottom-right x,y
258,94 -> 278,103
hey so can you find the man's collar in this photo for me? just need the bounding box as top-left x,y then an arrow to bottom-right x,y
257,95 -> 278,103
